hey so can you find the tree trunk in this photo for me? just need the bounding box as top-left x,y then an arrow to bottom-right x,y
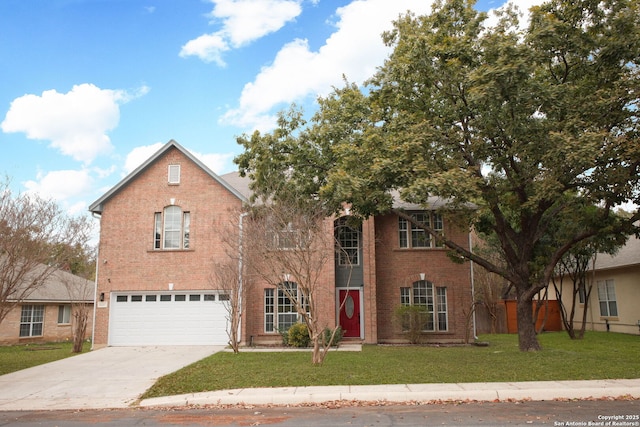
516,291 -> 542,351
72,307 -> 89,353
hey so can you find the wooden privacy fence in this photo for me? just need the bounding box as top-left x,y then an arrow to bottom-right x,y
475,300 -> 563,334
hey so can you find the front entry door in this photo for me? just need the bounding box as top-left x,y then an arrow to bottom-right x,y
339,289 -> 361,338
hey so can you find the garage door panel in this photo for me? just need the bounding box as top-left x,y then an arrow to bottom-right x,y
109,293 -> 229,346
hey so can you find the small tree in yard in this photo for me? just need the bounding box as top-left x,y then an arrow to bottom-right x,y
0,179 -> 93,329
208,209 -> 250,353
552,235 -> 625,339
58,264 -> 94,353
241,188 -> 341,365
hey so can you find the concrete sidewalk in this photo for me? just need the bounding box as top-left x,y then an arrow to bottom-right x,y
139,378 -> 640,408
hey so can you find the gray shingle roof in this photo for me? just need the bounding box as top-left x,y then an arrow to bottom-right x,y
11,266 -> 94,303
593,233 -> 640,271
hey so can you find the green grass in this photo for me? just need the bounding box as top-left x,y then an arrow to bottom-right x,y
0,341 -> 90,376
143,332 -> 640,399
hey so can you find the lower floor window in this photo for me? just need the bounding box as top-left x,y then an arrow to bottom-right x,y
400,280 -> 448,332
20,305 -> 44,337
57,305 -> 71,324
264,282 -> 306,333
597,279 -> 618,317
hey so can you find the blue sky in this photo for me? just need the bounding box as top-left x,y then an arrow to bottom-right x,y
1,0 -> 538,218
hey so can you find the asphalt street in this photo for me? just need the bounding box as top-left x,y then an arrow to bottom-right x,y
0,399 -> 638,426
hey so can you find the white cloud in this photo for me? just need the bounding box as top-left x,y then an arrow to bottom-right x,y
180,33 -> 229,66
23,169 -> 93,203
1,83 -> 149,164
125,143 -> 235,176
180,0 -> 302,65
124,143 -> 165,174
193,151 -> 236,174
221,0 -> 434,131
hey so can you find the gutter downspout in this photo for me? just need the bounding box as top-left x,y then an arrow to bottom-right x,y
238,212 -> 249,346
90,212 -> 101,351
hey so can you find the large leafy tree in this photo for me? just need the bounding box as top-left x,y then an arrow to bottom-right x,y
236,0 -> 640,351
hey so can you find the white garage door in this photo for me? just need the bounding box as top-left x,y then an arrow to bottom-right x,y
109,292 -> 229,346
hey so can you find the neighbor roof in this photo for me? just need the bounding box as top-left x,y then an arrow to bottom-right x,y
89,140 -> 247,214
593,233 -> 640,271
11,265 -> 94,303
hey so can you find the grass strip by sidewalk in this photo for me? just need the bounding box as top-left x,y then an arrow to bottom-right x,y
0,341 -> 90,376
142,332 -> 640,399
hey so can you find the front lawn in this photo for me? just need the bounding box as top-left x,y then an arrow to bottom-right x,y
143,332 -> 640,399
0,341 -> 90,376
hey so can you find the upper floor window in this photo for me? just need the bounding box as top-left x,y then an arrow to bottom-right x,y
336,217 -> 360,266
154,206 -> 190,250
267,220 -> 308,250
398,211 -> 443,249
168,164 -> 180,184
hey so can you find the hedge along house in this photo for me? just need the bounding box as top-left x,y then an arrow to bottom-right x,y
89,140 -> 474,347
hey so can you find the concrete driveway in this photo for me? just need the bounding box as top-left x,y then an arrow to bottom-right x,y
0,346 -> 223,411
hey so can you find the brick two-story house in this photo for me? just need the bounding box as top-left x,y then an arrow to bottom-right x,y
89,140 -> 474,347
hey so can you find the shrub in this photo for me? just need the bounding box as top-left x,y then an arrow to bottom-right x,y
394,305 -> 430,344
322,326 -> 343,347
287,323 -> 311,348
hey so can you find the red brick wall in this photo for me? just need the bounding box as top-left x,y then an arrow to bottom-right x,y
93,145 -> 473,346
242,218 -> 337,346
93,147 -> 244,346
373,212 -> 473,343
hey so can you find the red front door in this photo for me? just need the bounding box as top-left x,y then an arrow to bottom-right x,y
339,289 -> 361,338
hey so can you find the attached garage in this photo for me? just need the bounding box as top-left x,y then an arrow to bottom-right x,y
109,292 -> 229,346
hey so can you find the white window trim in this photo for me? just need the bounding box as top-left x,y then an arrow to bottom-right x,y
154,206 -> 191,250
20,305 -> 44,337
597,279 -> 618,317
57,304 -> 71,324
264,283 -> 307,333
168,164 -> 181,184
400,280 -> 448,332
399,211 -> 444,249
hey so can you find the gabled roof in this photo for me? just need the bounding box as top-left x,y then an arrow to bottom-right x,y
89,140 -> 247,214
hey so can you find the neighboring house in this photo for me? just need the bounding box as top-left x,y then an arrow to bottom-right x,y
556,233 -> 640,335
88,140 -> 474,347
0,267 -> 94,345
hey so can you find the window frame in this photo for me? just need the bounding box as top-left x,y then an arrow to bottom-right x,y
398,211 -> 444,249
336,218 -> 360,266
597,279 -> 618,317
20,305 -> 45,337
168,164 -> 181,184
399,280 -> 448,332
154,206 -> 191,250
264,282 -> 307,333
57,304 -> 71,324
